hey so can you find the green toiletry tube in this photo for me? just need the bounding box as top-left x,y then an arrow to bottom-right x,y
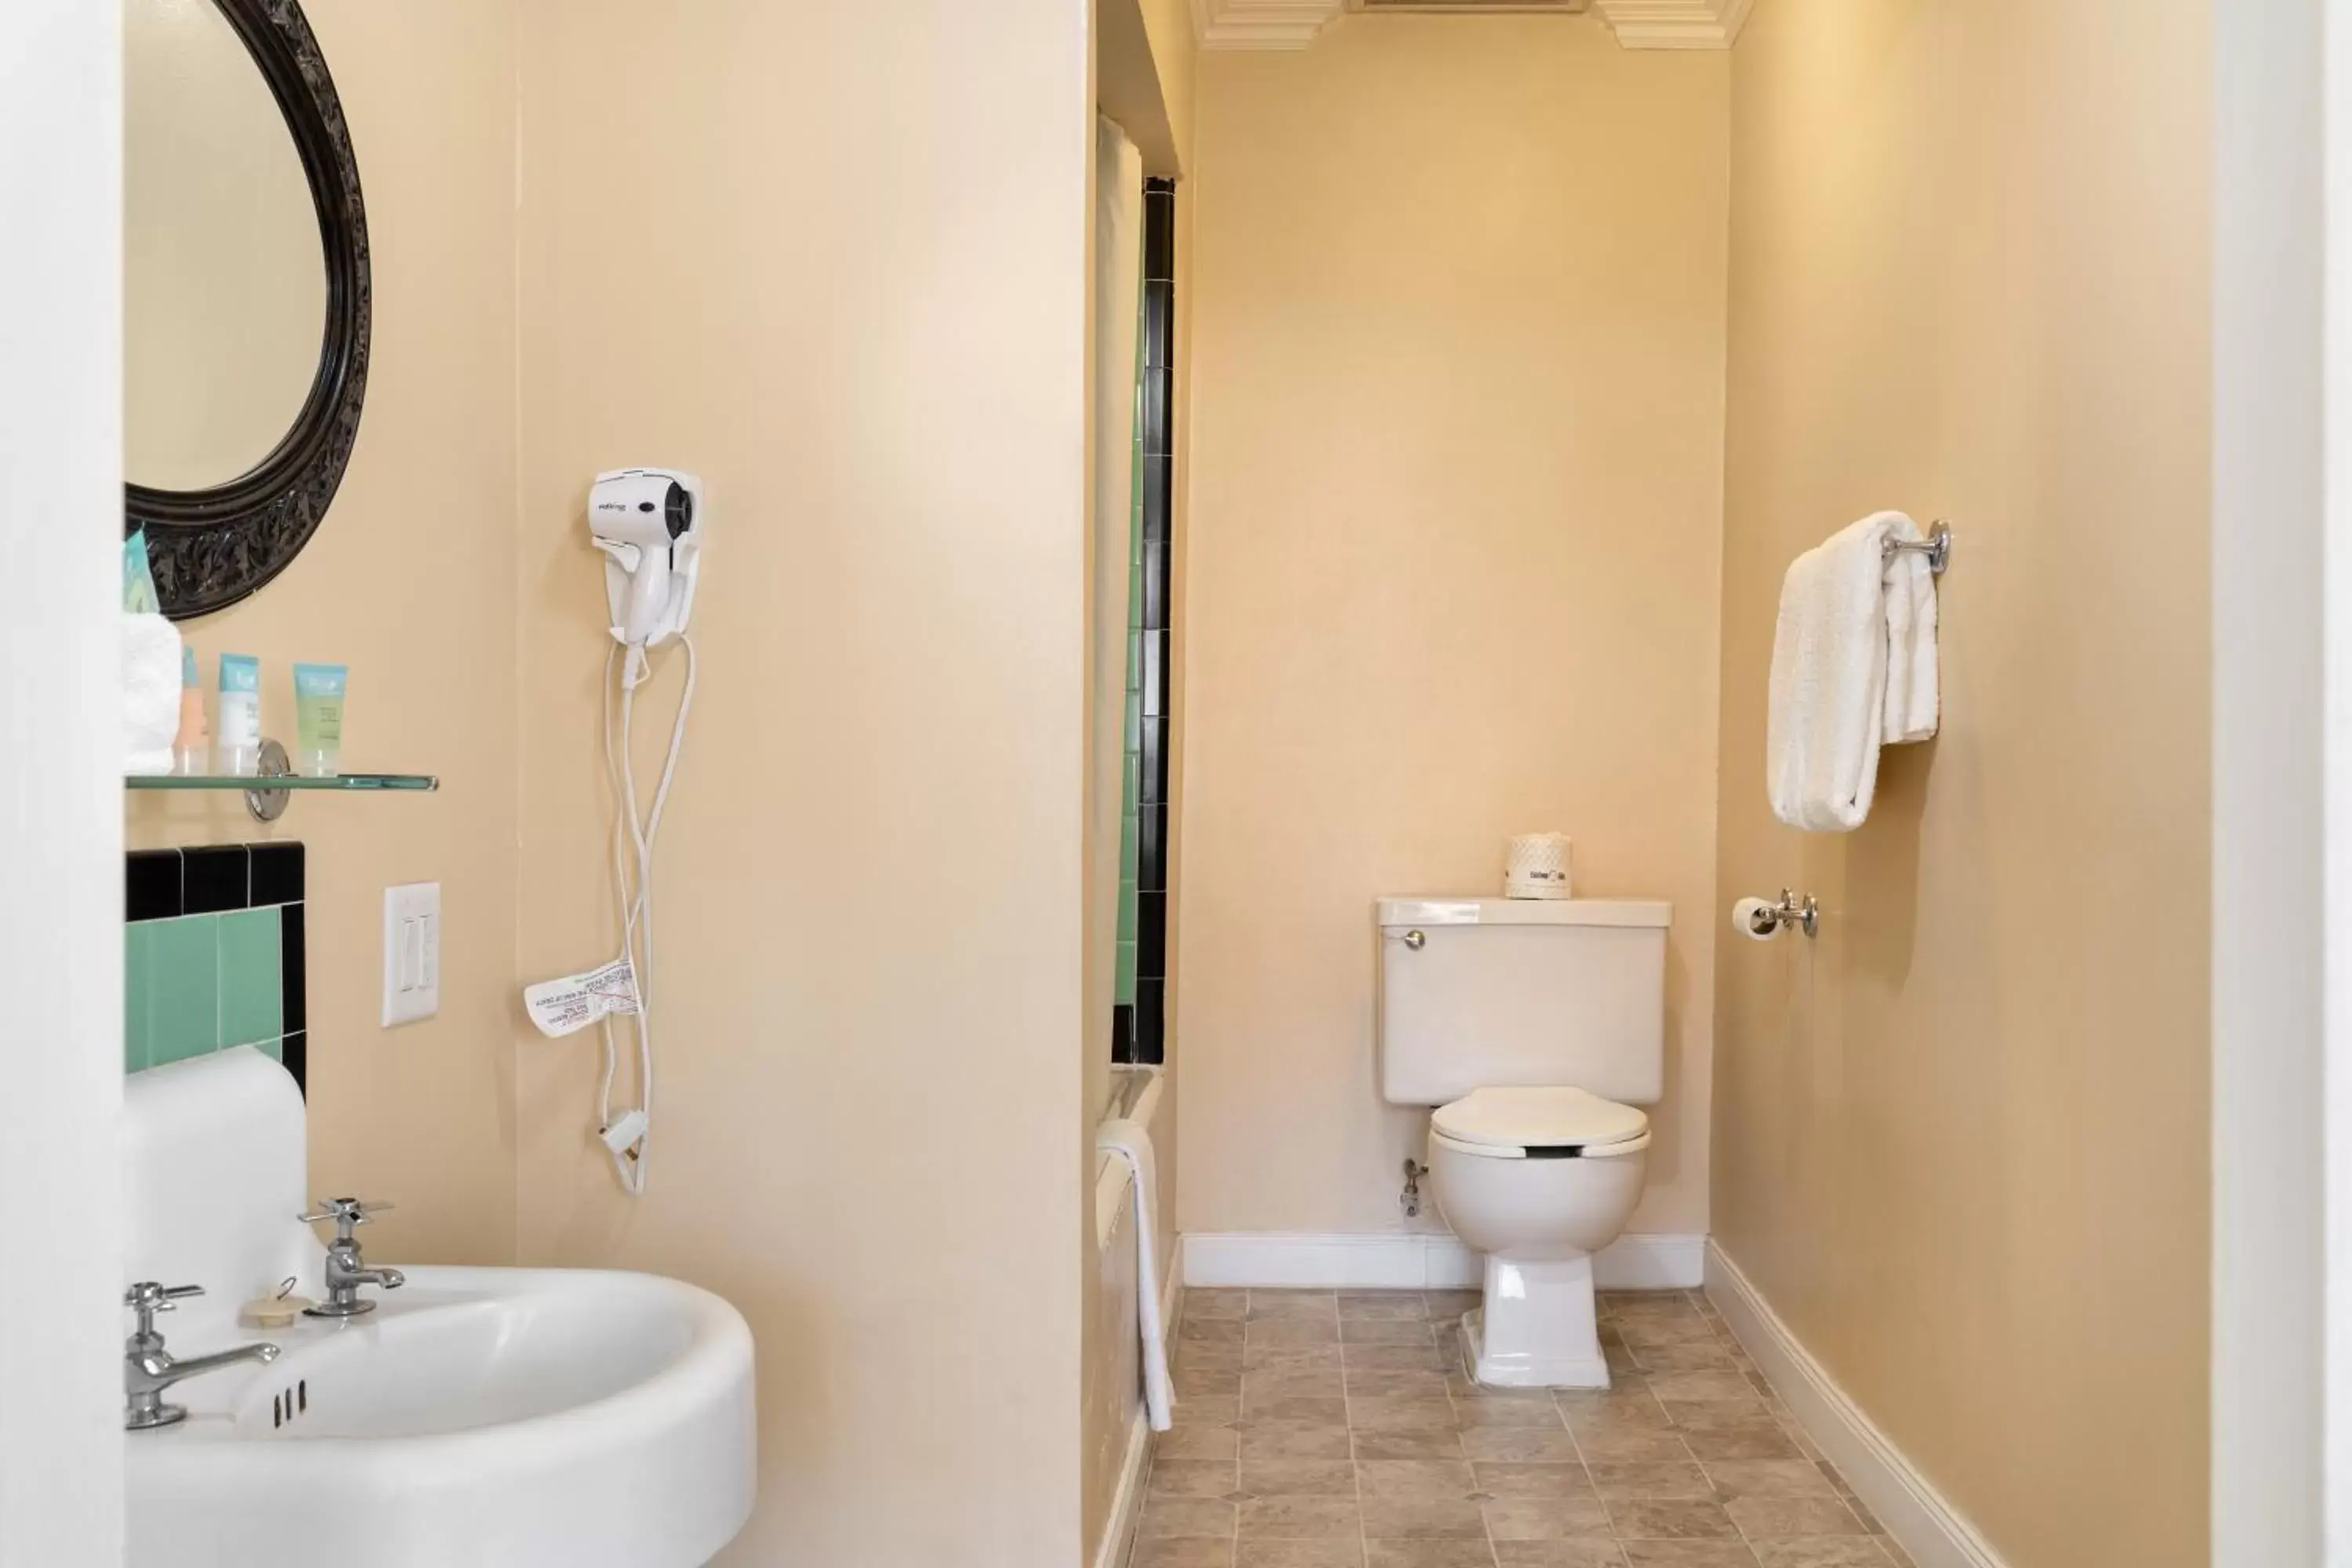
293,662 -> 348,778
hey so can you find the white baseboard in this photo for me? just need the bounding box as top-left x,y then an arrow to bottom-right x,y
1179,1231 -> 1706,1291
1704,1242 -> 2007,1568
1092,1267 -> 1184,1568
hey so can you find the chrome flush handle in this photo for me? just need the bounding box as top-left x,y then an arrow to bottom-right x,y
1402,930 -> 1426,951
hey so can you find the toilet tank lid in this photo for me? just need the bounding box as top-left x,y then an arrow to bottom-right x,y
1377,898 -> 1671,929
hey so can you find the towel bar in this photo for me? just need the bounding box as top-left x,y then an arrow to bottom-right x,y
1882,519 -> 1953,577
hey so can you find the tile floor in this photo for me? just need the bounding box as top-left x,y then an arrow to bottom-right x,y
1126,1287 -> 1914,1568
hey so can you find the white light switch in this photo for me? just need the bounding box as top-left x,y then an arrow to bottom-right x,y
382,882 -> 441,1027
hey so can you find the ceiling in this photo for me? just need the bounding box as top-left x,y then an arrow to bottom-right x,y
1189,0 -> 1754,50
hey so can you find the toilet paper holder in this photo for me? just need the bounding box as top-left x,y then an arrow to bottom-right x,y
1741,889 -> 1820,939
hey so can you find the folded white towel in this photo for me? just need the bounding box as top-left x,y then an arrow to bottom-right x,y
123,613 -> 183,777
1766,512 -> 1941,832
1098,1116 -> 1174,1432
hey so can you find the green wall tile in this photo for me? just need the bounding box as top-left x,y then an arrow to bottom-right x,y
252,1037 -> 283,1064
1116,939 -> 1138,1005
123,924 -> 153,1073
147,915 -> 220,1066
217,907 -> 282,1048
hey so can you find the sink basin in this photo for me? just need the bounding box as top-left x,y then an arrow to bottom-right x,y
129,1265 -> 755,1567
121,1049 -> 758,1567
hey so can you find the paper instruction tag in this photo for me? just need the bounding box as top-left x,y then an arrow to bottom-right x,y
523,956 -> 641,1038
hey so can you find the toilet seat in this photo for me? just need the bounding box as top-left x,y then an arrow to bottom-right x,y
1432,1087 -> 1649,1160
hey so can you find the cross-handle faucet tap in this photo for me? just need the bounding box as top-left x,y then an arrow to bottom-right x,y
299,1197 -> 406,1319
124,1282 -> 280,1432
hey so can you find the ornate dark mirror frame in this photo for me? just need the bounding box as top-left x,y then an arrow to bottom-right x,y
125,0 -> 370,621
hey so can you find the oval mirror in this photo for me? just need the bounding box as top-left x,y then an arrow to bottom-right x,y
123,0 -> 369,620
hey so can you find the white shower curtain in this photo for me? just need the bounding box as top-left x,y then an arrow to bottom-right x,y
1087,120 -> 1143,1070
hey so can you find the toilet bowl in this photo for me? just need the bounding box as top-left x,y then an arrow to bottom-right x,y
1427,1085 -> 1650,1388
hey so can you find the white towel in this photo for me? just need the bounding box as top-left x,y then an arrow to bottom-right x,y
1097,1117 -> 1174,1432
123,613 -> 183,776
1766,512 -> 1941,832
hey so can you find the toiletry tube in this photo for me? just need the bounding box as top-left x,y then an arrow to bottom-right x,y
173,647 -> 209,776
217,654 -> 261,776
292,662 -> 347,778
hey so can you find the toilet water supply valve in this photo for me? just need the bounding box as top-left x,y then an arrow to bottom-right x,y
1401,1158 -> 1428,1219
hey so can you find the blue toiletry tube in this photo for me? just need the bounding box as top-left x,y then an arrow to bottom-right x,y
218,655 -> 262,776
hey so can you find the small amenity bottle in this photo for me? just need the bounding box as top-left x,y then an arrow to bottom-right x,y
217,654 -> 261,776
292,662 -> 347,778
173,647 -> 209,775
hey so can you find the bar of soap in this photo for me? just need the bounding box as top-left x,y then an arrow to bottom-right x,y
240,1295 -> 310,1329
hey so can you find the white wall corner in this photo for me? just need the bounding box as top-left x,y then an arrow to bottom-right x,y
1590,0 -> 1753,49
1193,0 -> 1346,50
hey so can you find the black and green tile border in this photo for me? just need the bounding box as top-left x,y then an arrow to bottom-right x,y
125,844 -> 305,1093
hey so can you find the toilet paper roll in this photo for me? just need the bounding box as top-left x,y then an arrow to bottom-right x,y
1732,897 -> 1781,941
1504,833 -> 1572,900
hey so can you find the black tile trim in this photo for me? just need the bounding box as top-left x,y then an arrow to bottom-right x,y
280,1029 -> 307,1096
126,849 -> 183,923
281,902 -> 307,1037
181,845 -> 251,916
250,842 -> 305,908
1112,1004 -> 1137,1066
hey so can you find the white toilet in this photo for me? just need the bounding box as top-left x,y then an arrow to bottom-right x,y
1377,896 -> 1671,1389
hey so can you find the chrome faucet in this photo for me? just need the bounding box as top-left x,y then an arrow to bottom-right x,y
300,1197 -> 406,1319
124,1282 -> 280,1432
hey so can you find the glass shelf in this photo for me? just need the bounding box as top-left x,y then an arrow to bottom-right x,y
125,739 -> 436,822
127,772 -> 437,793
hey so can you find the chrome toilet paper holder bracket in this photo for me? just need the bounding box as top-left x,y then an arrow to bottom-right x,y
1746,889 -> 1820,939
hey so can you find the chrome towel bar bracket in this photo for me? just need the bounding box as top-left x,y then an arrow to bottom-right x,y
1882,519 -> 1953,577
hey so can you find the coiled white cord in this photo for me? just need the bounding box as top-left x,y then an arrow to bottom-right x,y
597,635 -> 697,1196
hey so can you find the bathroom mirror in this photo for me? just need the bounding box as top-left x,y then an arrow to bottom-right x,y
123,0 -> 369,620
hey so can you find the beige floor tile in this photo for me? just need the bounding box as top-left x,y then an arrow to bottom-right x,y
1643,1372 -> 1757,1403
1250,1292 -> 1341,1320
1585,1462 -> 1714,1500
1658,1400 -> 1772,1433
1492,1544 -> 1629,1567
1174,1396 -> 1240,1429
1461,1426 -> 1582,1464
1472,1463 -> 1599,1499
1341,1294 -> 1431,1322
1142,1497 -> 1240,1538
1237,1542 -> 1367,1568
1242,1459 -> 1358,1498
1871,1537 -> 1913,1568
1481,1496 -> 1614,1540
1355,1458 -> 1477,1497
1252,1318 -> 1346,1346
1132,1537 -> 1237,1568
1679,1428 -> 1804,1463
1179,1365 -> 1245,1398
1251,1396 -> 1353,1426
1244,1422 -> 1356,1461
1185,1317 -> 1247,1344
1153,1460 -> 1242,1498
1723,1498 -> 1868,1538
1363,1542 -> 1497,1568
1247,1368 -> 1348,1404
1632,1344 -> 1738,1374
1358,1494 -> 1489,1539
1746,1543 -> 1891,1567
1423,1290 -> 1483,1319
1249,1342 -> 1346,1372
1606,1499 -> 1740,1540
1700,1461 -> 1835,1501
1237,1496 -> 1363,1540
1617,1544 -> 1760,1567
1190,1290 -> 1249,1320
1570,1429 -> 1692,1465
1613,1316 -> 1722,1348
1559,1392 -> 1674,1434
1185,1343 -> 1248,1372
1347,1368 -> 1453,1400
1458,1396 -> 1575,1428
1344,1318 -> 1442,1343
1354,1427 -> 1468,1460
1159,1425 -> 1243,1460
1350,1396 -> 1461,1432
1346,1342 -> 1454,1372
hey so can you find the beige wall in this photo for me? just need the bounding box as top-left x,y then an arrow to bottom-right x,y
125,0 -> 519,1269
1177,16 -> 1729,1241
511,2 -> 1092,1563
1712,3 -> 2211,1564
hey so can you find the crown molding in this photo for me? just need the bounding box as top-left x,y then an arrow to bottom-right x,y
1192,0 -> 1345,49
1589,0 -> 1753,49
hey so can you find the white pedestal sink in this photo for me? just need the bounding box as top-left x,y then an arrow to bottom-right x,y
122,1049 -> 757,1568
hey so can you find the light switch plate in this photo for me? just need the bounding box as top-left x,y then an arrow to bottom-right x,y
382,882 -> 441,1027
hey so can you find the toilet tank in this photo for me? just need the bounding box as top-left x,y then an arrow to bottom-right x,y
1377,898 -> 1671,1107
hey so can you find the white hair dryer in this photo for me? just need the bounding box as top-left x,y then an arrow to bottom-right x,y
590,467 -> 704,681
